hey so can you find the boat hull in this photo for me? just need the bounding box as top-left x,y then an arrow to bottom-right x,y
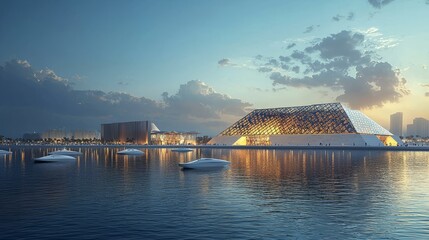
171,148 -> 194,152
0,150 -> 12,155
179,158 -> 230,169
34,155 -> 76,163
117,149 -> 144,155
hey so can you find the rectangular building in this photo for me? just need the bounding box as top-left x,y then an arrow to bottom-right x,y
413,118 -> 429,137
406,124 -> 415,137
101,121 -> 150,144
151,131 -> 198,145
390,112 -> 403,137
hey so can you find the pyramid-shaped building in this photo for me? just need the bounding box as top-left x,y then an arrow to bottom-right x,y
208,103 -> 402,146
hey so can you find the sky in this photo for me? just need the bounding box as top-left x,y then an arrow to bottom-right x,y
1,0 -> 428,137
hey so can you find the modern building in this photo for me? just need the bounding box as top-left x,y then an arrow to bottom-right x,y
71,130 -> 100,140
101,121 -> 152,144
390,112 -> 403,137
406,124 -> 415,137
208,103 -> 403,146
22,132 -> 42,140
40,129 -> 100,140
151,131 -> 198,145
41,129 -> 68,140
407,117 -> 429,137
101,121 -> 198,145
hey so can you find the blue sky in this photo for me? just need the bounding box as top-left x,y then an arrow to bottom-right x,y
1,0 -> 428,136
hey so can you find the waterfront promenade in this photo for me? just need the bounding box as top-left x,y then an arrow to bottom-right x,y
1,144 -> 429,152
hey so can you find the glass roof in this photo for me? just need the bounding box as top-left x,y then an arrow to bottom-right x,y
219,103 -> 392,136
342,106 -> 392,135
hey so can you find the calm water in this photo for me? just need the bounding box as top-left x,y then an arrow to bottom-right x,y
0,147 -> 428,239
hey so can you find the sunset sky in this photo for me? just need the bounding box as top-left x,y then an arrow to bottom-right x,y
1,0 -> 428,137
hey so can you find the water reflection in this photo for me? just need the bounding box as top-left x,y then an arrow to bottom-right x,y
0,147 -> 428,239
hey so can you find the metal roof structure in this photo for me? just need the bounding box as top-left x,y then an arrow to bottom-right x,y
219,103 -> 392,136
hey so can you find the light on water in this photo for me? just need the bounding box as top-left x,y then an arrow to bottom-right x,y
1,147 -> 428,239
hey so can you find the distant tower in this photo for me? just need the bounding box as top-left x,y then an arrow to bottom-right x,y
406,124 -> 415,137
413,117 -> 429,137
390,112 -> 403,136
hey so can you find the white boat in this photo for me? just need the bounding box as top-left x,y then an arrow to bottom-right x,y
171,148 -> 194,152
117,148 -> 144,155
48,148 -> 82,156
34,154 -> 76,163
179,158 -> 230,169
0,150 -> 12,155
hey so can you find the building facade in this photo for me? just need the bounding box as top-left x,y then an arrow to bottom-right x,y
407,117 -> 429,137
151,131 -> 198,145
22,132 -> 42,140
101,121 -> 151,144
101,121 -> 197,145
390,112 -> 403,137
209,103 -> 403,146
406,124 -> 415,137
41,129 -> 68,140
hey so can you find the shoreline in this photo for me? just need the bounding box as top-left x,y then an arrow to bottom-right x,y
1,144 -> 429,152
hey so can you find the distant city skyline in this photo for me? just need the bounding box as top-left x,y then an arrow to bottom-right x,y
390,112 -> 403,136
1,0 -> 429,137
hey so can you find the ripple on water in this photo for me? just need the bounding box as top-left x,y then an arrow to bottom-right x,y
0,147 -> 429,239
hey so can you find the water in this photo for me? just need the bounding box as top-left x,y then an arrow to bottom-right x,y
1,147 -> 428,239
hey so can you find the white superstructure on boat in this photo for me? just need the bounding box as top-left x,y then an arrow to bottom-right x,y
48,148 -> 82,156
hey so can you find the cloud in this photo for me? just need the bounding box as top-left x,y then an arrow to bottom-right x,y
336,62 -> 406,108
218,58 -> 232,66
255,55 -> 263,60
259,30 -> 409,109
426,92 -> 429,97
258,66 -> 273,73
286,43 -> 296,49
0,60 -> 251,137
291,66 -> 300,74
357,27 -> 400,50
217,57 -> 253,69
332,13 -> 354,22
117,81 -> 129,86
303,25 -> 319,34
279,56 -> 291,62
332,14 -> 342,22
368,0 -> 395,9
162,80 -> 251,119
36,68 -> 67,82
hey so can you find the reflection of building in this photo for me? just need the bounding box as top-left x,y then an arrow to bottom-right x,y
101,121 -> 152,144
151,131 -> 198,145
209,103 -> 403,146
390,112 -> 403,137
407,118 -> 429,137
